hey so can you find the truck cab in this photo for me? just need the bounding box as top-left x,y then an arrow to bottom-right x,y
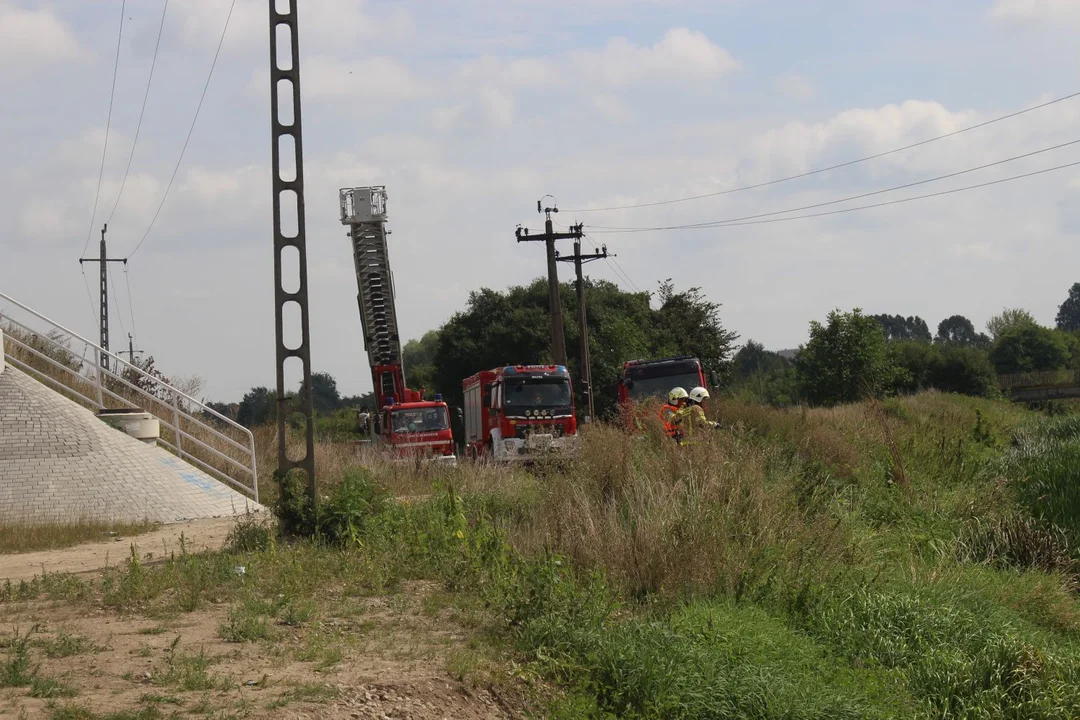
375,396 -> 457,465
463,365 -> 578,462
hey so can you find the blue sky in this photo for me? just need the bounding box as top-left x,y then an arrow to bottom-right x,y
3,0 -> 1080,401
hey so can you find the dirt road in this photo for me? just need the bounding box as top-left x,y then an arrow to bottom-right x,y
0,516 -> 240,582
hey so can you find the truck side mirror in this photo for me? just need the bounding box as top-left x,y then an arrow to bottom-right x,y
373,416 -> 382,435
710,370 -> 719,388
454,407 -> 463,421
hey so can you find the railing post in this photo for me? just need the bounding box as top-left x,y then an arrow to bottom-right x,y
94,348 -> 104,407
172,389 -> 184,461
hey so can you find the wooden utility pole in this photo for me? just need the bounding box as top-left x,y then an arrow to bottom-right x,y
557,240 -> 613,423
515,197 -> 582,367
78,224 -> 126,371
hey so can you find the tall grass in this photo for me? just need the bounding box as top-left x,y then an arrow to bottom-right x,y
6,391 -> 1080,718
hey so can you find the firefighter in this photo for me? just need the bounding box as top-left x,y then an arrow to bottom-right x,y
675,386 -> 719,442
658,387 -> 689,440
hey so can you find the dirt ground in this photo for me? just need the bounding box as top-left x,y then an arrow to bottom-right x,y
0,517 -> 240,584
0,519 -> 527,719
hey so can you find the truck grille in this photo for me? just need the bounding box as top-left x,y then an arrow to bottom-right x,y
514,424 -> 564,440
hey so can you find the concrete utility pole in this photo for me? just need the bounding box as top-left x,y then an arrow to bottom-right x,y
269,0 -> 317,504
119,333 -> 143,366
515,197 -> 582,367
557,240 -> 613,423
78,224 -> 126,371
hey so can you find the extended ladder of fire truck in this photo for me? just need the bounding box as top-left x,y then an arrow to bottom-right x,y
338,186 -> 421,409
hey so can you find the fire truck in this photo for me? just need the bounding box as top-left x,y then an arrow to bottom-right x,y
616,356 -> 716,429
339,186 -> 456,465
463,364 -> 578,462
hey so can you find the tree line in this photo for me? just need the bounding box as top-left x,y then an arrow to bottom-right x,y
214,280 -> 1080,426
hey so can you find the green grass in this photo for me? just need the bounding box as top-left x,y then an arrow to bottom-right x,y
6,392 -> 1080,718
0,520 -> 156,554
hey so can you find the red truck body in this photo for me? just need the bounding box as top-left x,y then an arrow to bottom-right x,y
462,364 -> 578,461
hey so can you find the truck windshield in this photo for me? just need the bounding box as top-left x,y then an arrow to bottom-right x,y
625,372 -> 704,401
504,377 -> 572,408
391,407 -> 449,433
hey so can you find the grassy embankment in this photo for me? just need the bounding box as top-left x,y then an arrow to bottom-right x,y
5,392 -> 1080,718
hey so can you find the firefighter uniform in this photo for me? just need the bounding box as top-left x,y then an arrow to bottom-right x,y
673,403 -> 717,443
658,402 -> 682,439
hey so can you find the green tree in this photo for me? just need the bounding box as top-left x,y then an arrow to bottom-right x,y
985,307 -> 1037,340
1055,283 -> 1080,332
650,279 -> 739,381
930,345 -> 997,397
794,308 -> 899,406
729,340 -> 796,405
302,372 -> 342,415
236,386 -> 276,428
935,315 -> 990,348
871,314 -> 932,342
989,325 -> 1070,375
402,330 -> 440,395
888,341 -> 938,393
431,277 -> 731,419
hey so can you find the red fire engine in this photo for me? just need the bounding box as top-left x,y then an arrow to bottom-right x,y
339,186 -> 456,465
463,365 -> 578,461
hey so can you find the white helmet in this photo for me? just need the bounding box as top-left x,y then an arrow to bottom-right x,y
689,386 -> 710,404
668,387 -> 689,404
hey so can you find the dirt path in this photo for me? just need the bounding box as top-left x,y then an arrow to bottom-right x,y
0,516 -> 239,582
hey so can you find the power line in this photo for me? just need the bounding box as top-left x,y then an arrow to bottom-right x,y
588,159 -> 1080,233
127,0 -> 236,259
81,0 -> 127,257
109,267 -> 127,341
124,264 -> 139,347
582,232 -> 641,292
80,268 -> 98,332
587,137 -> 1080,232
107,0 -> 169,226
565,90 -> 1080,214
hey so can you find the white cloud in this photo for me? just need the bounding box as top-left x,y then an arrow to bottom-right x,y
990,0 -> 1080,25
1058,176 -> 1080,234
742,99 -> 984,181
775,74 -> 815,102
459,54 -> 557,87
172,0 -> 416,51
570,28 -> 738,87
301,56 -> 422,102
431,105 -> 467,132
480,88 -> 515,128
0,1 -> 80,64
592,94 -> 632,121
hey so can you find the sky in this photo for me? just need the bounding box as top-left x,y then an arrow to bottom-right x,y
3,0 -> 1080,402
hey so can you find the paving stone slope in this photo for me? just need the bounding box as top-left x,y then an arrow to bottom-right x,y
0,365 -> 263,524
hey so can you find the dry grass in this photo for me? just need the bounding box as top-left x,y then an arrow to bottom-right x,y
497,424 -> 852,601
0,519 -> 156,554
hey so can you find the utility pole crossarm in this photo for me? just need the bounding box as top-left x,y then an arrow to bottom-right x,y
514,202 -> 582,368
77,223 -> 126,370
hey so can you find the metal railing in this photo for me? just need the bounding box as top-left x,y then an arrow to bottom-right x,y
0,291 -> 258,502
997,369 -> 1080,391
